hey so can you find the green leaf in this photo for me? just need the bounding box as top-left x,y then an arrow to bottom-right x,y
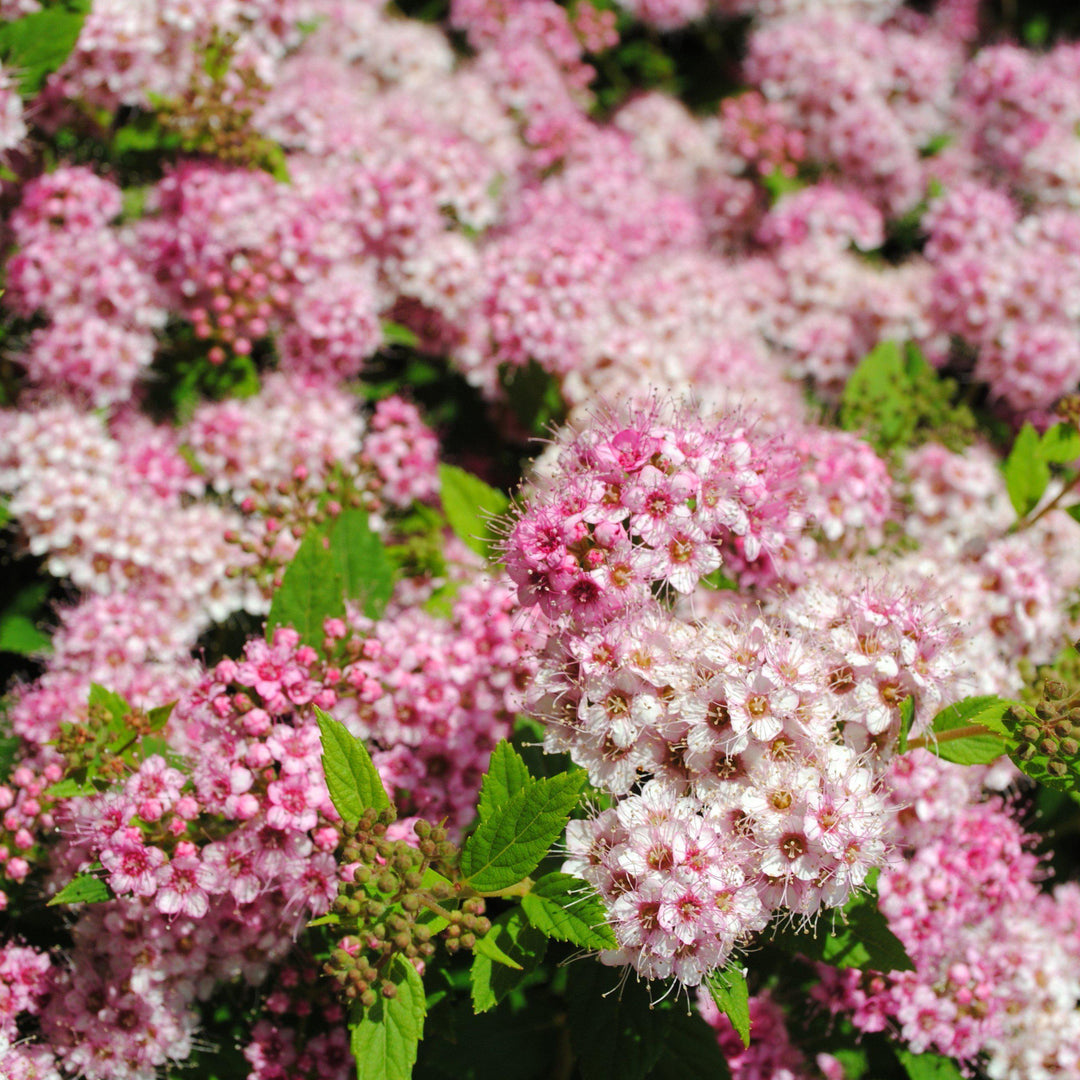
0,613 -> 50,654
45,777 -> 95,799
48,871 -> 113,906
647,1008 -> 732,1080
459,771 -> 585,892
89,683 -> 130,726
1039,423 -> 1080,464
472,927 -> 524,971
928,696 -> 1014,765
565,963 -> 671,1080
700,568 -> 739,591
840,340 -> 912,447
350,956 -> 426,1080
266,528 -> 345,654
520,872 -> 617,950
381,321 -> 420,348
704,960 -> 750,1048
437,464 -> 510,561
0,0 -> 91,98
147,702 -> 176,732
327,507 -> 395,620
898,695 -> 914,754
499,359 -> 566,439
771,892 -> 914,973
1004,423 -> 1051,518
0,734 -> 19,783
477,741 -> 532,821
1068,504 -> 1080,525
315,707 -> 392,822
470,909 -> 546,1013
896,1049 -> 964,1080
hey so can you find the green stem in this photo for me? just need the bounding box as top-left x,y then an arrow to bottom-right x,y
906,723 -> 997,752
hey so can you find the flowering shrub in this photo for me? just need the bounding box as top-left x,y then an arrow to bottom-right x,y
1,2 -> 1080,1080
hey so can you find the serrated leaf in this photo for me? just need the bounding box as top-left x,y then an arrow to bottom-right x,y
520,872 -> 616,949
266,528 -> 345,655
0,0 -> 91,97
705,960 -> 750,1048
315,707 -> 391,822
437,464 -> 509,561
350,956 -> 426,1080
896,1049 -> 964,1080
898,695 -> 914,754
1039,423 -> 1080,464
477,741 -> 532,821
0,613 -> 50,654
328,507 -> 395,621
48,872 -> 113,906
470,909 -> 546,1012
928,696 -> 1014,765
1004,423 -> 1051,518
772,892 -> 914,973
647,1008 -> 732,1080
565,962 -> 671,1080
459,771 -> 584,892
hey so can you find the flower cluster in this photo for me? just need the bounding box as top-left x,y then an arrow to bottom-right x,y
508,405 -> 958,985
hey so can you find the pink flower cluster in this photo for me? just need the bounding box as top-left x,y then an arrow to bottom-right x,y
509,405 -> 959,985
817,751 -> 1080,1078
6,167 -> 162,407
0,403 -> 261,638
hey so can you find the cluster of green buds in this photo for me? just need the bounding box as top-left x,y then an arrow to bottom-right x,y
1007,679 -> 1080,784
323,809 -> 491,1007
152,31 -> 287,178
54,688 -> 166,788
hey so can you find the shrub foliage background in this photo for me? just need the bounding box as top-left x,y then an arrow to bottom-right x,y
1,2 -> 1080,1080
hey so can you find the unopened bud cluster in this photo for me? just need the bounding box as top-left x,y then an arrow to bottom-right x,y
54,701 -> 150,785
324,809 -> 490,1008
1008,681 -> 1080,781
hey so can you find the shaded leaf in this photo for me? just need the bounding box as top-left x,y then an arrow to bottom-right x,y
565,962 -> 670,1080
647,1008 -> 732,1080
470,909 -> 546,1013
772,893 -> 914,973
